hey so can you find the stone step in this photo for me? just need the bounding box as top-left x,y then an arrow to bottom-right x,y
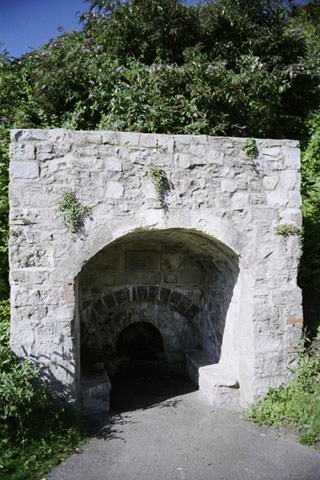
185,350 -> 212,385
199,364 -> 241,411
81,370 -> 111,415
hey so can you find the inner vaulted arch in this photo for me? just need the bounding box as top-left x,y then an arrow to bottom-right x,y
77,228 -> 239,411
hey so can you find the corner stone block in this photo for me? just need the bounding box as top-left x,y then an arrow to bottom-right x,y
11,129 -> 48,142
10,162 -> 39,179
283,147 -> 300,170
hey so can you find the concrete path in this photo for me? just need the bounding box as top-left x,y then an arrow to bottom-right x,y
48,386 -> 320,480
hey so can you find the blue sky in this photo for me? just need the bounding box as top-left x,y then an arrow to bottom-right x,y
0,0 -> 311,59
0,0 -> 86,58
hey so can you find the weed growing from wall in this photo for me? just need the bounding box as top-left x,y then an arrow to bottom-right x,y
275,224 -> 303,238
59,190 -> 89,233
149,166 -> 167,193
244,138 -> 257,163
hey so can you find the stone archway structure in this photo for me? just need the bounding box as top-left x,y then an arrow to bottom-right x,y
9,129 -> 303,410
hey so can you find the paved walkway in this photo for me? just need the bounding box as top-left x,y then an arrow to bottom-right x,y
48,376 -> 320,480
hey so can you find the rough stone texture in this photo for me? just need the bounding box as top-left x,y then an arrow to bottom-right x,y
81,369 -> 111,415
9,129 -> 303,409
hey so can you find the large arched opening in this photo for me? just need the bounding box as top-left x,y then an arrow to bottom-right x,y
77,228 -> 239,413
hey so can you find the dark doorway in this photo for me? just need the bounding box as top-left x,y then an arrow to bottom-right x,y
110,322 -> 196,412
117,322 -> 164,361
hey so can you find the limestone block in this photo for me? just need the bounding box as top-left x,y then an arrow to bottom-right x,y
260,146 -> 281,159
279,208 -> 302,225
221,179 -> 236,193
76,131 -> 102,144
230,192 -> 250,211
101,131 -> 119,145
119,131 -> 140,146
47,129 -> 68,142
138,209 -> 164,226
250,193 -> 265,205
278,171 -> 300,191
267,190 -> 301,208
283,147 -> 300,169
263,175 -> 279,190
254,353 -> 287,377
105,181 -> 124,198
198,364 -> 241,410
255,334 -> 284,354
10,268 -> 53,285
10,162 -> 39,179
139,133 -> 158,147
11,129 -> 48,142
174,153 -> 191,168
102,156 -> 122,171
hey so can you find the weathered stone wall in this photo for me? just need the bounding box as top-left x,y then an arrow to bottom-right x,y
9,129 -> 303,408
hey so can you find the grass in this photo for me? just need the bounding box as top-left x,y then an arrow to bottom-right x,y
0,412 -> 85,480
248,329 -> 320,445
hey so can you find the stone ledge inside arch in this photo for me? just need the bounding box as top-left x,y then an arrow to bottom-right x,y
9,128 -> 303,411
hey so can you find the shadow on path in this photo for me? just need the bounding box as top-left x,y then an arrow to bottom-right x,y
86,365 -> 197,440
110,366 -> 197,413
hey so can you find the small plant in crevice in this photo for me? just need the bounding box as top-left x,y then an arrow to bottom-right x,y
244,138 -> 258,163
59,190 -> 89,233
149,166 -> 170,210
275,224 -> 303,238
149,166 -> 167,193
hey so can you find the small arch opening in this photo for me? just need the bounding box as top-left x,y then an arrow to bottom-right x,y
117,322 -> 164,361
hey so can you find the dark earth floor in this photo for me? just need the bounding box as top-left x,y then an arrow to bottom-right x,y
48,368 -> 320,480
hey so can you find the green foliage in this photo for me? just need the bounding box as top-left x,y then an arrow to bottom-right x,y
244,138 -> 257,162
0,301 -> 85,479
59,190 -> 89,233
149,166 -> 167,193
275,223 -> 303,237
249,330 -> 320,445
299,112 -> 320,295
0,0 -> 314,138
81,0 -> 200,65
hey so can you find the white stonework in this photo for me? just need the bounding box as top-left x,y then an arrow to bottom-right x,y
9,129 -> 303,411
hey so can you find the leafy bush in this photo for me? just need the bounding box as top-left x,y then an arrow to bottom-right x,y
300,113 -> 320,294
249,330 -> 320,445
0,302 -> 85,479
